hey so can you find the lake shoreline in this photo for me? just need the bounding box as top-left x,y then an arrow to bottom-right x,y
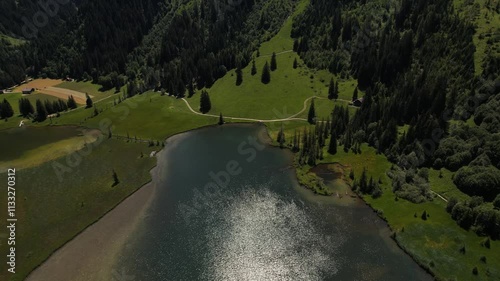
25,122 -> 433,280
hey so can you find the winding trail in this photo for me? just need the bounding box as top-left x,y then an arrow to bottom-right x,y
430,190 -> 448,202
260,50 -> 294,57
181,96 -> 327,123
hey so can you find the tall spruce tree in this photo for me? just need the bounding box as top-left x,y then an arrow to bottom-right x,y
277,124 -> 286,148
251,59 -> 257,76
200,90 -> 212,114
0,99 -> 14,119
293,58 -> 298,69
328,78 -> 338,99
67,95 -> 77,109
236,67 -> 243,86
19,98 -> 34,117
307,99 -> 316,124
112,169 -> 120,187
261,61 -> 271,84
328,131 -> 338,155
85,93 -> 93,108
352,86 -> 358,101
35,99 -> 47,122
271,52 -> 277,71
218,113 -> 224,125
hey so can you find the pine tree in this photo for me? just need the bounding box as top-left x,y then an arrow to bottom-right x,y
67,95 -> 77,109
235,67 -> 243,86
335,81 -> 339,99
35,99 -> 47,122
293,58 -> 298,69
112,169 -> 120,187
307,99 -> 316,124
200,90 -> 212,114
261,61 -> 271,84
270,52 -> 277,71
421,211 -> 428,221
359,167 -> 368,193
292,130 -> 299,152
251,59 -> 257,76
328,78 -> 336,99
0,99 -> 14,119
352,86 -> 358,101
19,98 -> 34,117
85,93 -> 93,108
277,124 -> 286,148
218,113 -> 224,125
44,99 -> 54,114
328,131 -> 337,155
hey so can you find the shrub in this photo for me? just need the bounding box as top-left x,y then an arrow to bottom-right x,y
454,165 -> 500,201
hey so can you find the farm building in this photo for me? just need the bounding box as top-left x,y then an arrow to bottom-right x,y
352,97 -> 364,107
22,88 -> 35,95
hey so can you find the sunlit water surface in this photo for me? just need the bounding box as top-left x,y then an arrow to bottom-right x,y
115,124 -> 432,281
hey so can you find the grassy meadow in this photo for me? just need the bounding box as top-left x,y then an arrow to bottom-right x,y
0,139 -> 156,281
185,0 -> 359,120
56,81 -> 119,101
0,92 -> 67,131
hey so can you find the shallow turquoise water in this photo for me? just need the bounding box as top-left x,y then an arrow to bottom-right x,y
115,124 -> 432,281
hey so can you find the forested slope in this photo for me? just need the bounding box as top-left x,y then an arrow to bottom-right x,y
292,0 -> 500,238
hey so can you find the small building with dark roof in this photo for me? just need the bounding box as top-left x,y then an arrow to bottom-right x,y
22,88 -> 35,95
352,97 -> 364,107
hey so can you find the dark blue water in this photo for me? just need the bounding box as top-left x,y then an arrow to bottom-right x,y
115,124 -> 432,281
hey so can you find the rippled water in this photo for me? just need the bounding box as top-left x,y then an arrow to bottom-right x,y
115,124 -> 432,281
201,188 -> 340,281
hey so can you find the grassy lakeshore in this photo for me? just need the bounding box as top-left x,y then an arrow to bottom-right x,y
0,139 -> 156,281
268,134 -> 500,281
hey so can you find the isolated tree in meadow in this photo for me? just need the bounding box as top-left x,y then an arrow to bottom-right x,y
218,113 -> 224,125
307,99 -> 316,124
112,169 -> 119,187
67,95 -> 77,109
200,90 -> 212,114
271,52 -> 277,71
352,86 -> 359,101
236,67 -> 243,86
261,61 -> 271,84
251,59 -> 257,76
293,58 -> 298,69
328,131 -> 337,155
421,210 -> 428,220
35,99 -> 47,122
85,93 -> 93,108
